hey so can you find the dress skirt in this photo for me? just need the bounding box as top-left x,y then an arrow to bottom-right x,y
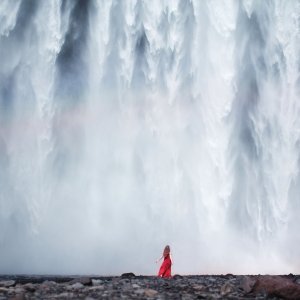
158,254 -> 172,278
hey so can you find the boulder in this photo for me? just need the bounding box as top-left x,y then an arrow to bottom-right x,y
23,283 -> 36,292
144,288 -> 158,297
41,280 -> 56,286
220,282 -> 234,296
68,277 -> 91,286
253,275 -> 300,300
91,279 -> 103,286
121,273 -> 135,279
0,280 -> 15,287
70,282 -> 84,290
239,276 -> 256,293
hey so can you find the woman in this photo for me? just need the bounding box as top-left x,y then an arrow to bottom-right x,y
156,245 -> 172,278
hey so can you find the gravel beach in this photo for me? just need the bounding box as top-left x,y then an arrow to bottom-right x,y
1,273 -> 300,299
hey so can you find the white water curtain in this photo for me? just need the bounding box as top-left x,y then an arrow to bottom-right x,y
0,0 -> 299,274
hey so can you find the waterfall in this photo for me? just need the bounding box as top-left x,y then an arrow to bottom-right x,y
0,0 -> 299,275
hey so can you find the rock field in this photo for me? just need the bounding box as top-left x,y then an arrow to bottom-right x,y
0,273 -> 300,299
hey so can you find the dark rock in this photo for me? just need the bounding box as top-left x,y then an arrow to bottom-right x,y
253,275 -> 300,300
14,287 -> 25,294
173,274 -> 183,279
121,273 -> 135,279
220,282 -> 234,296
12,293 -> 25,300
0,287 -> 8,293
41,280 -> 57,286
23,283 -> 36,292
68,277 -> 91,286
239,276 -> 256,293
0,280 -> 15,287
193,284 -> 207,292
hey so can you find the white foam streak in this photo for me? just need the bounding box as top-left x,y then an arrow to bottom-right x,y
0,0 -> 299,275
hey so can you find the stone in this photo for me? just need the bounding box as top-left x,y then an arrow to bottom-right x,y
121,273 -> 135,279
14,287 -> 25,294
91,279 -> 103,286
13,293 -> 25,300
23,283 -> 36,292
253,275 -> 300,300
220,282 -> 234,296
56,292 -> 74,298
0,287 -> 8,293
0,280 -> 15,287
239,275 -> 256,293
88,286 -> 104,291
56,292 -> 69,297
173,274 -> 183,279
41,280 -> 57,286
144,288 -> 158,297
68,277 -> 91,286
134,288 -> 145,295
70,282 -> 84,290
132,283 -> 140,288
193,284 -> 206,291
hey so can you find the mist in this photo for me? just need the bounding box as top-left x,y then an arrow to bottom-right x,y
0,0 -> 300,275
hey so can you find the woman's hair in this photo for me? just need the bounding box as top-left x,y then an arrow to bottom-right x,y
163,245 -> 170,257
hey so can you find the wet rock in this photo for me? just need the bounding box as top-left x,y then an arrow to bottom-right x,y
41,280 -> 57,286
0,287 -> 8,293
220,282 -> 234,296
134,288 -> 144,295
253,275 -> 300,300
14,287 -> 25,294
91,279 -> 103,286
69,282 -> 84,290
57,292 -> 74,298
121,273 -> 135,279
173,274 -> 183,279
144,288 -> 158,297
239,275 -> 256,293
12,293 -> 25,300
23,283 -> 36,292
68,277 -> 91,286
193,284 -> 206,291
88,286 -> 104,291
0,280 -> 15,287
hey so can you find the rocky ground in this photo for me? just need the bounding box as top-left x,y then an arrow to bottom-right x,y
0,273 -> 300,299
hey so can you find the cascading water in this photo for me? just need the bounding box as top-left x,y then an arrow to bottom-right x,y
0,0 -> 299,275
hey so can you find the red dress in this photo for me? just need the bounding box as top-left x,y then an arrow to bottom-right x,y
158,254 -> 172,278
